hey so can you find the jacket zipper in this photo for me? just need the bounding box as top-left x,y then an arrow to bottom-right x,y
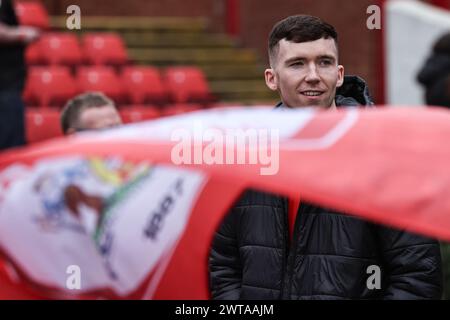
279,196 -> 289,299
282,200 -> 303,299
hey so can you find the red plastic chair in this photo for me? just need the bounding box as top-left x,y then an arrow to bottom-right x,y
39,33 -> 83,66
164,67 -> 215,105
210,102 -> 246,109
121,66 -> 170,106
76,66 -> 125,103
161,103 -> 203,117
81,33 -> 128,66
120,106 -> 161,124
25,108 -> 63,144
14,1 -> 50,29
25,41 -> 43,65
23,66 -> 79,107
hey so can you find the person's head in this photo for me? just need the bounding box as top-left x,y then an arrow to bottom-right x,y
417,32 -> 450,108
265,15 -> 344,109
60,92 -> 122,135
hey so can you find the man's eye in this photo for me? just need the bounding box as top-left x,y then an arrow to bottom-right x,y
290,61 -> 303,67
319,59 -> 332,66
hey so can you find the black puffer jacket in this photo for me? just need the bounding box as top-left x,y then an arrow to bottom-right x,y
209,76 -> 443,300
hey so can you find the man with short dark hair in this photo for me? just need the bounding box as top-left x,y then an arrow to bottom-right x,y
265,15 -> 372,110
209,15 -> 442,300
61,92 -> 122,135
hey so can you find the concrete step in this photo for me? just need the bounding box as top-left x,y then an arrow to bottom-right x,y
122,32 -> 235,48
200,65 -> 265,80
210,79 -> 271,92
50,16 -> 208,32
129,48 -> 257,65
209,80 -> 278,101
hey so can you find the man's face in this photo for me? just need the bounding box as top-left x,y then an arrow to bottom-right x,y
75,105 -> 122,132
265,38 -> 344,109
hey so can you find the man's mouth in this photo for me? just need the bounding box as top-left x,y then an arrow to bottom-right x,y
300,90 -> 324,97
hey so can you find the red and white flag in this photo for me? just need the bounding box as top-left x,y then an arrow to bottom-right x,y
0,106 -> 449,299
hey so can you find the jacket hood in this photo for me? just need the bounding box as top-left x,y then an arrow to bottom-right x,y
335,75 -> 374,107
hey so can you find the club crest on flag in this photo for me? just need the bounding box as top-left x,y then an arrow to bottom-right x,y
0,156 -> 205,298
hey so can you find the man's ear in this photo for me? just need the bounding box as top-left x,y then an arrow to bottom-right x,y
336,64 -> 345,88
264,68 -> 278,91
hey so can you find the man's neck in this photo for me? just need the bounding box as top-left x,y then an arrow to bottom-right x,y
329,99 -> 337,110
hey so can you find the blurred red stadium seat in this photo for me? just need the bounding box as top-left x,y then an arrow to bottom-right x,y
161,103 -> 203,117
25,108 -> 63,144
164,66 -> 215,105
210,102 -> 246,109
14,1 -> 49,29
23,66 -> 79,107
38,33 -> 83,66
121,66 -> 169,106
81,33 -> 129,66
76,66 -> 125,103
119,106 -> 161,124
25,41 -> 43,65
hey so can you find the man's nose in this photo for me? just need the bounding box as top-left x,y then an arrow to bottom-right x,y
305,64 -> 320,83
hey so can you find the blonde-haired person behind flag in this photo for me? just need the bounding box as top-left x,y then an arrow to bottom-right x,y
60,92 -> 122,135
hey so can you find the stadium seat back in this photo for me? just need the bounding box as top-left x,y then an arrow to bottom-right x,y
162,103 -> 203,117
14,1 -> 50,29
120,106 -> 160,124
82,33 -> 128,66
164,67 -> 213,104
25,41 -> 43,65
121,66 -> 169,105
39,33 -> 83,66
25,109 -> 63,144
76,66 -> 125,103
23,66 -> 78,107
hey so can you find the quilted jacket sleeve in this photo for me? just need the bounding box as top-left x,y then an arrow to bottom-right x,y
376,226 -> 443,299
208,202 -> 243,300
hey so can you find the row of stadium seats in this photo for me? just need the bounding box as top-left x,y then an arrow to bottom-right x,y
16,1 -> 229,144
25,103 -> 237,144
26,33 -> 129,66
16,2 -> 215,108
24,65 -> 215,107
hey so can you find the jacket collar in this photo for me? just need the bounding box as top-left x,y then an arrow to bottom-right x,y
275,75 -> 374,109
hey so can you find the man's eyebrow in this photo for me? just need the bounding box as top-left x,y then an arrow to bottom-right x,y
284,55 -> 337,65
317,55 -> 336,61
284,56 -> 306,65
